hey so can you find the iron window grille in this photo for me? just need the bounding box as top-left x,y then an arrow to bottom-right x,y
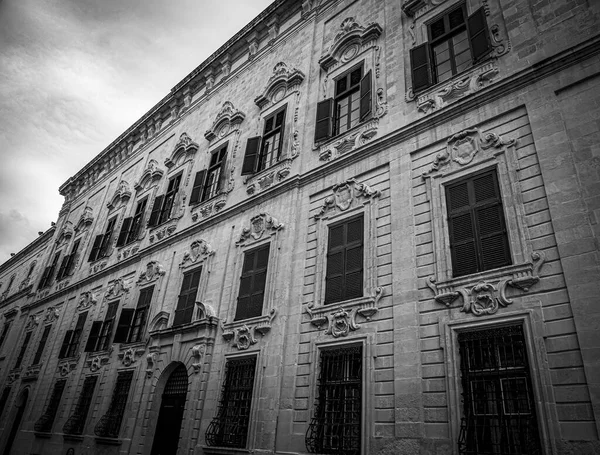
0,387 -> 11,420
173,269 -> 202,327
241,106 -> 287,176
32,325 -> 52,365
113,285 -> 154,343
94,370 -> 134,438
306,345 -> 362,455
458,325 -> 542,455
63,375 -> 98,435
205,357 -> 257,448
116,197 -> 148,247
59,311 -> 88,359
235,243 -> 270,321
34,379 -> 67,433
14,331 -> 32,369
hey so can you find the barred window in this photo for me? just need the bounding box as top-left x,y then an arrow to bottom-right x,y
235,244 -> 270,321
32,325 -> 52,365
14,331 -> 32,369
34,379 -> 67,433
205,357 -> 257,448
63,375 -> 98,435
458,325 -> 541,455
306,346 -> 362,455
94,370 -> 134,438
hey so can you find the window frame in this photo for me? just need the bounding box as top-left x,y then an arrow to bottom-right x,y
202,144 -> 228,202
172,268 -> 202,328
333,62 -> 364,136
63,375 -> 98,435
234,243 -> 270,321
258,105 -> 287,172
59,311 -> 88,359
159,173 -> 183,226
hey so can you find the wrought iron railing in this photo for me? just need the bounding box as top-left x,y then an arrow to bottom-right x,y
94,370 -> 133,438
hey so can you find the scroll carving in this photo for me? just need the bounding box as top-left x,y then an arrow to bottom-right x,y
315,178 -> 381,219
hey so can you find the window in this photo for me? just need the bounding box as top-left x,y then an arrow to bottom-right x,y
116,197 -> 148,247
14,331 -> 32,369
113,285 -> 154,343
446,168 -> 511,277
306,346 -> 362,455
5,275 -> 15,294
410,5 -> 490,92
205,357 -> 257,448
56,238 -> 81,281
325,215 -> 363,304
59,311 -> 88,359
314,63 -> 372,143
34,379 -> 66,433
63,375 -> 98,435
0,387 -> 10,420
235,244 -> 270,321
94,370 -> 133,438
457,325 -> 541,454
89,217 -> 117,262
188,144 -> 228,205
32,325 -> 51,365
173,269 -> 202,327
85,301 -> 118,352
38,252 -> 61,289
0,320 -> 12,350
241,106 -> 287,176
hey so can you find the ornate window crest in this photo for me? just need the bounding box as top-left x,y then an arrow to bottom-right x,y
149,311 -> 170,332
180,240 -> 215,269
236,213 -> 284,244
254,62 -> 305,110
104,278 -> 130,301
136,260 -> 166,285
134,159 -> 164,191
74,207 -> 94,232
25,314 -> 40,330
204,101 -> 246,142
118,346 -> 145,367
55,222 -> 74,246
43,306 -> 60,323
314,178 -> 381,219
221,309 -> 277,350
87,355 -> 109,373
312,292 -> 383,338
58,359 -> 78,376
106,181 -> 132,211
77,291 -> 97,311
164,133 -> 199,169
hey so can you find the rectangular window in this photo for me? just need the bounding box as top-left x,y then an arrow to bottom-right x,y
89,217 -> 117,262
334,64 -> 363,136
457,325 -> 541,454
325,215 -> 363,304
235,244 -> 270,321
38,252 -> 61,289
0,387 -> 10,420
34,379 -> 67,433
59,312 -> 88,359
57,239 -> 81,281
14,331 -> 32,369
159,174 -> 182,226
98,301 -> 119,351
202,145 -> 228,202
127,197 -> 148,244
306,346 -> 362,455
113,285 -> 154,343
241,107 -> 287,176
63,375 -> 98,435
446,168 -> 511,277
173,269 -> 202,327
0,321 -> 12,350
205,357 -> 257,448
32,325 -> 52,365
94,370 -> 134,438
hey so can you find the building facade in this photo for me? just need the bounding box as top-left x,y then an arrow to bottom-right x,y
1,0 -> 600,454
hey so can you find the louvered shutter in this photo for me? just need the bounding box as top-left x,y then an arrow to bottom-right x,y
235,245 -> 269,321
84,321 -> 102,352
218,150 -> 228,192
345,217 -> 364,300
116,218 -> 132,247
241,137 -> 261,176
314,98 -> 333,143
113,309 -> 135,343
56,256 -> 69,281
189,170 -> 206,205
447,181 -> 478,277
66,240 -> 80,276
147,195 -> 164,227
359,70 -> 372,121
58,330 -> 73,359
410,42 -> 432,92
88,235 -> 103,262
325,224 -> 345,304
467,7 -> 491,62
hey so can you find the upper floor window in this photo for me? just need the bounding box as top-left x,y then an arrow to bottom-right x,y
0,320 -> 12,350
56,238 -> 80,281
410,5 -> 490,92
32,324 -> 52,365
241,106 -> 287,176
113,285 -> 154,343
14,331 -> 32,369
38,251 -> 61,289
173,269 -> 202,327
116,197 -> 148,247
89,217 -> 117,262
59,311 -> 88,359
148,174 -> 182,228
235,243 -> 270,321
85,301 -> 118,353
189,143 -> 228,205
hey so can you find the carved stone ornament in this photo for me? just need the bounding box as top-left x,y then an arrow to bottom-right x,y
23,364 -> 41,381
319,17 -> 383,71
118,347 -> 145,367
137,260 -> 166,284
301,0 -> 314,18
7,371 -> 19,384
190,193 -> 228,222
164,132 -> 199,169
191,343 -> 206,373
221,309 -> 277,350
89,261 -> 107,275
146,351 -> 158,378
105,277 -> 130,300
180,239 -> 215,268
117,243 -> 140,261
315,178 -> 381,219
254,62 -> 306,109
77,291 -> 98,311
106,180 -> 132,210
134,159 -> 164,191
247,32 -> 259,60
55,222 -> 74,246
58,359 -> 78,376
87,355 -> 109,372
317,117 -> 381,161
74,207 -> 94,232
245,157 -> 294,196
427,251 -> 546,316
237,213 -> 284,244
204,101 -> 246,142
25,314 -> 40,330
422,128 -> 517,177
43,306 -> 60,323
149,222 -> 178,244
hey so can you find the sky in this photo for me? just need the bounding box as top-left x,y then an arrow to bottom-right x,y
0,0 -> 273,265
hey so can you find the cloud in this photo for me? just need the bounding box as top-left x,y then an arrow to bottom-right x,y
0,210 -> 41,265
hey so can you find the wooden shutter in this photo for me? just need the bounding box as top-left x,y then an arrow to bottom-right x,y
56,256 -> 69,281
467,7 -> 491,62
173,268 -> 202,327
359,70 -> 372,121
58,330 -> 73,359
314,98 -> 333,143
113,309 -> 135,343
410,42 -> 432,92
37,266 -> 50,289
84,321 -> 102,352
147,195 -> 164,227
88,235 -> 103,262
189,170 -> 207,205
218,149 -> 228,192
235,244 -> 270,321
241,137 -> 261,176
447,180 -> 478,277
116,218 -> 132,247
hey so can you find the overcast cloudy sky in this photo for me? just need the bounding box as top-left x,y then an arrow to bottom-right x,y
0,0 -> 273,265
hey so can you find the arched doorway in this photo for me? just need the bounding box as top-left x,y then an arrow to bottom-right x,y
150,364 -> 189,455
3,388 -> 29,455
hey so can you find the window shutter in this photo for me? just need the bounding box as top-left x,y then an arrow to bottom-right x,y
189,170 -> 207,205
359,70 -> 372,121
447,181 -> 478,277
314,98 -> 333,143
467,7 -> 491,62
37,266 -> 50,289
58,330 -> 73,359
88,235 -> 104,262
56,256 -> 69,281
84,321 -> 102,352
241,137 -> 261,176
218,150 -> 228,192
116,218 -> 132,247
410,42 -> 432,92
113,309 -> 135,344
147,195 -> 164,227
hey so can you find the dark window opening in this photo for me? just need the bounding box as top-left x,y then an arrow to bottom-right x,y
89,217 -> 117,262
34,379 -> 67,433
334,64 -> 363,136
38,251 -> 61,289
202,145 -> 228,202
117,197 -> 149,247
57,238 -> 81,280
241,107 -> 287,176
32,325 -> 52,365
235,244 -> 270,321
0,321 -> 12,350
84,301 -> 118,353
59,311 -> 88,359
94,370 -> 133,438
159,174 -> 182,226
63,375 -> 98,435
0,387 -> 11,420
14,331 -> 32,369
114,285 -> 154,343
173,269 -> 202,327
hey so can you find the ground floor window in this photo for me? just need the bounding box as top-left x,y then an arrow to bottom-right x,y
458,325 -> 541,455
306,345 -> 362,455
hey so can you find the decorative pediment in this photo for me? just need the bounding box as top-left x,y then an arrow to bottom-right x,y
315,178 -> 381,219
105,277 -> 130,300
55,222 -> 74,245
25,314 -> 40,330
137,260 -> 166,284
77,291 -> 97,311
43,306 -> 60,323
319,17 -> 383,71
118,346 -> 145,367
134,159 -> 164,191
87,355 -> 109,373
164,133 -> 199,169
180,240 -> 215,268
204,101 -> 246,142
106,181 -> 132,210
149,311 -> 170,332
254,62 -> 306,109
221,309 -> 277,350
237,213 -> 284,245
75,207 -> 94,232
317,117 -> 380,162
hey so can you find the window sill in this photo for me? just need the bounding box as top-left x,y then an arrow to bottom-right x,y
150,317 -> 219,339
34,432 -> 52,439
116,240 -> 141,261
200,446 -> 251,454
190,192 -> 228,222
148,219 -> 178,244
315,116 -> 380,163
62,434 -> 84,442
95,436 -> 122,446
